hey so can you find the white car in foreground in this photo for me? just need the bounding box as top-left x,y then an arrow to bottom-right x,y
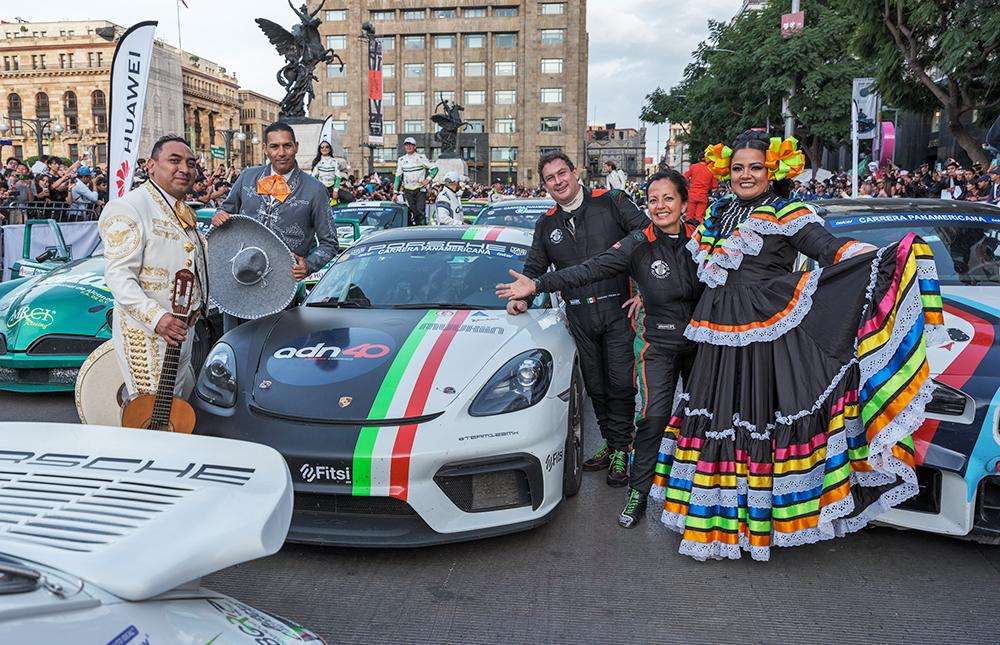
0,423 -> 323,643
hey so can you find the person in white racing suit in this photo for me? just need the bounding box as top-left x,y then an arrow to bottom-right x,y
394,137 -> 438,225
604,161 -> 627,190
434,171 -> 466,226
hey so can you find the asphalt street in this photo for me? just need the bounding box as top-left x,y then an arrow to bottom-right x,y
3,390 -> 1000,644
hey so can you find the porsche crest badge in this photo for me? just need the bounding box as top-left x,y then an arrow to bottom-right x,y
339,396 -> 353,408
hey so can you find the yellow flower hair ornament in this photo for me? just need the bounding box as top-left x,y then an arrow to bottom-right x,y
765,136 -> 805,181
704,143 -> 733,181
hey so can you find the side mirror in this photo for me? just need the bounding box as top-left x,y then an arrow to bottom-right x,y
35,249 -> 57,263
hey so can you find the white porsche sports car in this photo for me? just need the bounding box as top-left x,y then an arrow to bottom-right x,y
0,423 -> 323,643
193,225 -> 584,546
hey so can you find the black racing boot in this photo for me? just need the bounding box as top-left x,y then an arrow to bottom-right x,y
618,487 -> 648,528
582,441 -> 612,471
606,449 -> 629,488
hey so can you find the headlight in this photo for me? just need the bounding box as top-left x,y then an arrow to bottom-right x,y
196,342 -> 237,407
469,350 -> 552,417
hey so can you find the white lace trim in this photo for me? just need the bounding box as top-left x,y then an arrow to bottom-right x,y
684,406 -> 713,420
916,258 -> 938,280
732,413 -> 774,440
836,241 -> 877,262
704,428 -> 736,440
687,204 -> 822,290
685,268 -> 823,346
774,358 -> 856,426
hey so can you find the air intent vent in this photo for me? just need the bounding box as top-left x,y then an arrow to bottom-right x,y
0,469 -> 193,553
925,380 -> 974,423
27,335 -> 106,356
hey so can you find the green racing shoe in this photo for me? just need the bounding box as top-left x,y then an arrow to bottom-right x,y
582,441 -> 613,471
618,488 -> 647,528
606,449 -> 629,488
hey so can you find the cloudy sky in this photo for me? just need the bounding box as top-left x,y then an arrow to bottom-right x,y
6,0 -> 741,158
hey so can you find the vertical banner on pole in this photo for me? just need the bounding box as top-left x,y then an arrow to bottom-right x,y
319,115 -> 334,145
879,121 -> 896,168
851,101 -> 859,198
108,21 -> 158,201
367,37 -> 384,146
852,78 -> 880,141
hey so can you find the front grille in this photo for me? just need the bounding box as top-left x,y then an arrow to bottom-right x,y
975,476 -> 1000,530
434,454 -> 543,513
0,368 -> 79,386
293,493 -> 416,516
27,335 -> 105,356
897,466 -> 942,514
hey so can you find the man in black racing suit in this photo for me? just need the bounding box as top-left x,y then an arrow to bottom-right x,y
507,151 -> 648,486
499,169 -> 701,526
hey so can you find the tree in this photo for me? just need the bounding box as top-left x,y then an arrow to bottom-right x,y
853,0 -> 1000,166
642,1 -> 870,175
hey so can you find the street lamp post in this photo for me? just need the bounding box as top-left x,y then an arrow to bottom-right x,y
0,121 -> 9,160
2,114 -> 63,158
218,128 -> 246,168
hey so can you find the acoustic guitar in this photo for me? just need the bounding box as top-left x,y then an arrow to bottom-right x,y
120,269 -> 197,433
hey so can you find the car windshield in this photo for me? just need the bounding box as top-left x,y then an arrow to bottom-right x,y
336,205 -> 404,229
828,213 -> 1000,285
306,238 -> 535,309
475,203 -> 551,229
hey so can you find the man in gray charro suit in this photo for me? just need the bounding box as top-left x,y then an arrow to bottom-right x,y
212,121 -> 338,329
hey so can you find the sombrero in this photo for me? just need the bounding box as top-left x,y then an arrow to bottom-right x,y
207,215 -> 297,320
75,340 -> 126,426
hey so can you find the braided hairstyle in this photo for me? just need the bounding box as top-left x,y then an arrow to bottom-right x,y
731,129 -> 792,198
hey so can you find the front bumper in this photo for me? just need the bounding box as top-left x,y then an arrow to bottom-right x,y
877,467 -> 1000,543
193,392 -> 568,546
0,353 -> 85,392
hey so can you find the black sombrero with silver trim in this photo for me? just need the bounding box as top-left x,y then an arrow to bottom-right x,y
207,215 -> 297,319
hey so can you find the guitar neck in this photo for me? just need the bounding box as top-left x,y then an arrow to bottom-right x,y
149,320 -> 186,431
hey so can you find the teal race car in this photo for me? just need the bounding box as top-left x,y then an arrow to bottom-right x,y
0,217 -> 218,393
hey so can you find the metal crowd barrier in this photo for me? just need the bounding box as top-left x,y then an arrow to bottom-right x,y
0,200 -> 100,224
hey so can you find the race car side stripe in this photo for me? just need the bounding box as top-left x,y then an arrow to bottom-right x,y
461,227 -> 481,240
390,310 -> 472,500
352,310 -> 437,496
484,227 -> 503,241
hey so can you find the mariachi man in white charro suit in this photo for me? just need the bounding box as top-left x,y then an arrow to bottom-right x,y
98,135 -> 207,398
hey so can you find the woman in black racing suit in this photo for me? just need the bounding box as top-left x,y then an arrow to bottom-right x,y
497,169 -> 702,528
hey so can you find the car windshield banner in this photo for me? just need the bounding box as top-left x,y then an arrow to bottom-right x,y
108,21 -> 158,200
367,36 -> 384,145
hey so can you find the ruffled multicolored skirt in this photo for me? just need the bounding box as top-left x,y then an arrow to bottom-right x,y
649,233 -> 944,560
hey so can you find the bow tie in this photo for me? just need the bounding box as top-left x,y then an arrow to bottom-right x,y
257,174 -> 292,203
173,200 -> 196,229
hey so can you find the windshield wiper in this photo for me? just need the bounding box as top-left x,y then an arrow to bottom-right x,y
306,298 -> 372,309
391,302 -> 483,310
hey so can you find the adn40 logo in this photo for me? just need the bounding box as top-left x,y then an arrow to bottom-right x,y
272,342 -> 390,360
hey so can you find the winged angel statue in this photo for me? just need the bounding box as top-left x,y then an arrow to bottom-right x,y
256,1 -> 345,118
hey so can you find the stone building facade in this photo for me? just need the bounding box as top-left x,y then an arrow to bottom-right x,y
1,19 -> 275,172
314,1 -> 588,185
238,89 -> 280,168
0,20 -> 182,164
584,123 -> 646,185
181,52 -> 240,170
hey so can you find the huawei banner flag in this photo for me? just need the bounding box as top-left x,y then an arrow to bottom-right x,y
108,21 -> 158,200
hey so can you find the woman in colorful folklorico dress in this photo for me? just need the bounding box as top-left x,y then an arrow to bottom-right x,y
650,129 -> 945,561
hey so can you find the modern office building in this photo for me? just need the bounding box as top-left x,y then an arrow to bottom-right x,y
315,1 -> 588,185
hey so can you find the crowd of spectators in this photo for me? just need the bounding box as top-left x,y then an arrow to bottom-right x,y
0,154 -> 108,223
701,158 -> 1000,205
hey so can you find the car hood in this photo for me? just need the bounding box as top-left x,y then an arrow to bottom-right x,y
250,306 -> 523,422
927,285 -> 1000,378
0,257 -> 111,349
